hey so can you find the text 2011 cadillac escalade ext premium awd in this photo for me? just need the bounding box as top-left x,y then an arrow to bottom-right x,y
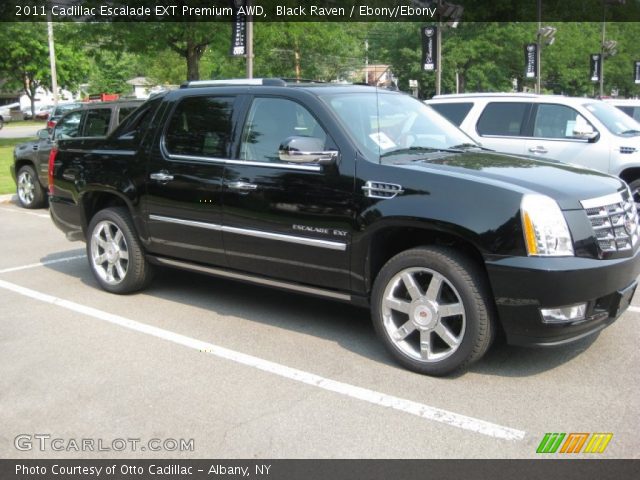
48,79 -> 640,376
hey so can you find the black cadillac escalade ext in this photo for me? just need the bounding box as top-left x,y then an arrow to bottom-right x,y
48,79 -> 640,376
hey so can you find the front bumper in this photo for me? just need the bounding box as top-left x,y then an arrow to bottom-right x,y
10,163 -> 16,184
485,247 -> 640,346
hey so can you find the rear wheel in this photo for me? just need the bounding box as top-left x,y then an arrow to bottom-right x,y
17,165 -> 45,209
87,207 -> 153,294
371,246 -> 495,376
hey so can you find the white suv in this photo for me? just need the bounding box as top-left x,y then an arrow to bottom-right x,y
426,93 -> 640,203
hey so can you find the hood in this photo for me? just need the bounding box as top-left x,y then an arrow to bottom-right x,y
395,151 -> 625,210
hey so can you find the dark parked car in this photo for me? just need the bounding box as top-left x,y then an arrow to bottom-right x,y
11,99 -> 144,208
48,79 -> 640,375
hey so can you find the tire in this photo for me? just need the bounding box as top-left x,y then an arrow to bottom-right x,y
0,117 -> 4,130
16,164 -> 46,209
86,207 -> 154,294
371,246 -> 495,376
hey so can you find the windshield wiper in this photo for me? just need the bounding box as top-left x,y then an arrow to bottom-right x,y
380,146 -> 443,158
450,142 -> 493,151
619,129 -> 640,135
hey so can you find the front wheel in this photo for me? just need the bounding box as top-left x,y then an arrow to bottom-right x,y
371,246 -> 495,376
17,165 -> 45,209
87,207 -> 154,294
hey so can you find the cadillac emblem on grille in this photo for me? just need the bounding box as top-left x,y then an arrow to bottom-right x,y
581,190 -> 640,253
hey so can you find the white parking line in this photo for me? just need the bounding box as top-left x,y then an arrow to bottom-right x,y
0,277 -> 525,442
0,207 -> 50,218
0,255 -> 86,274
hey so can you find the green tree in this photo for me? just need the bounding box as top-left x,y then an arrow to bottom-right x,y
0,22 -> 89,115
253,23 -> 365,81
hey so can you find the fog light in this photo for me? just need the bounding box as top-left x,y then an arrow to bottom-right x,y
540,303 -> 587,324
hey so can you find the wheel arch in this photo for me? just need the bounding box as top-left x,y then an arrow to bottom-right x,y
79,190 -> 137,237
361,220 -> 489,296
618,166 -> 640,186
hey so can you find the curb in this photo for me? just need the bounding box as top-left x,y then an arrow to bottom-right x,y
0,193 -> 17,204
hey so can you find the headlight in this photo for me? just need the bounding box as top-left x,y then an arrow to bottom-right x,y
521,194 -> 574,256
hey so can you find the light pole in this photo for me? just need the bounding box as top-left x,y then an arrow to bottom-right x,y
434,1 -> 463,96
535,26 -> 556,94
246,0 -> 253,79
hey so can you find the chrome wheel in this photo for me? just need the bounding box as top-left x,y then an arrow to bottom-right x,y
90,220 -> 130,285
17,170 -> 36,206
381,267 -> 466,362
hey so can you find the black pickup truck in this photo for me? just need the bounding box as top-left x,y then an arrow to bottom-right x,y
49,79 -> 640,375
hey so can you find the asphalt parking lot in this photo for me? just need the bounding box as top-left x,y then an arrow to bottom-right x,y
0,196 -> 638,459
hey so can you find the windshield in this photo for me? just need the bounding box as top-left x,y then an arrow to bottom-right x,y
322,92 -> 477,162
583,101 -> 640,136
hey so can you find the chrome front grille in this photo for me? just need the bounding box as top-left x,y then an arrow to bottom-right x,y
582,190 -> 639,253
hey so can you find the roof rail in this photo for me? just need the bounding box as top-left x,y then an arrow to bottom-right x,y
180,78 -> 287,88
278,78 -> 326,84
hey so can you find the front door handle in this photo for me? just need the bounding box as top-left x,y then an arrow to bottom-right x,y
528,146 -> 548,154
226,181 -> 258,191
150,171 -> 174,182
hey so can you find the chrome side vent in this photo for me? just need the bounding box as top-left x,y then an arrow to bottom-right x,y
620,146 -> 637,155
362,181 -> 404,199
582,190 -> 639,253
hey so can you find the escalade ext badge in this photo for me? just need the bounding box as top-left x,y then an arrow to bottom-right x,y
362,181 -> 404,199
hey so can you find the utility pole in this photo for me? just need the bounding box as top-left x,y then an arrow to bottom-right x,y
47,17 -> 59,106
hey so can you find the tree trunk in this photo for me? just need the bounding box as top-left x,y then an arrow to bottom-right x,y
22,73 -> 36,117
186,40 -> 200,81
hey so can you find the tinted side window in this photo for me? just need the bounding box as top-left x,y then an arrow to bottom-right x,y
240,97 -> 327,163
118,106 -> 138,124
477,102 -> 529,136
82,108 -> 112,137
54,111 -> 83,139
165,96 -> 234,158
533,104 -> 594,139
430,102 -> 473,126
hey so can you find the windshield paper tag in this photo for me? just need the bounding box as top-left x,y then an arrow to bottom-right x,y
369,132 -> 396,150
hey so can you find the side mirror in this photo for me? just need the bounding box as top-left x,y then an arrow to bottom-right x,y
279,136 -> 338,165
36,129 -> 49,140
573,126 -> 599,142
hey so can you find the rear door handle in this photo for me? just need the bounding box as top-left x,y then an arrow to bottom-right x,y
150,171 -> 174,182
528,146 -> 548,154
226,181 -> 258,191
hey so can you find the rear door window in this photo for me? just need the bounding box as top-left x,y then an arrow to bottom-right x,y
477,102 -> 529,137
164,96 -> 235,158
429,102 -> 473,126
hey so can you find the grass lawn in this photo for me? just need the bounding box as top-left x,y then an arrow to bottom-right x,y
4,120 -> 47,128
0,138 -> 24,194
